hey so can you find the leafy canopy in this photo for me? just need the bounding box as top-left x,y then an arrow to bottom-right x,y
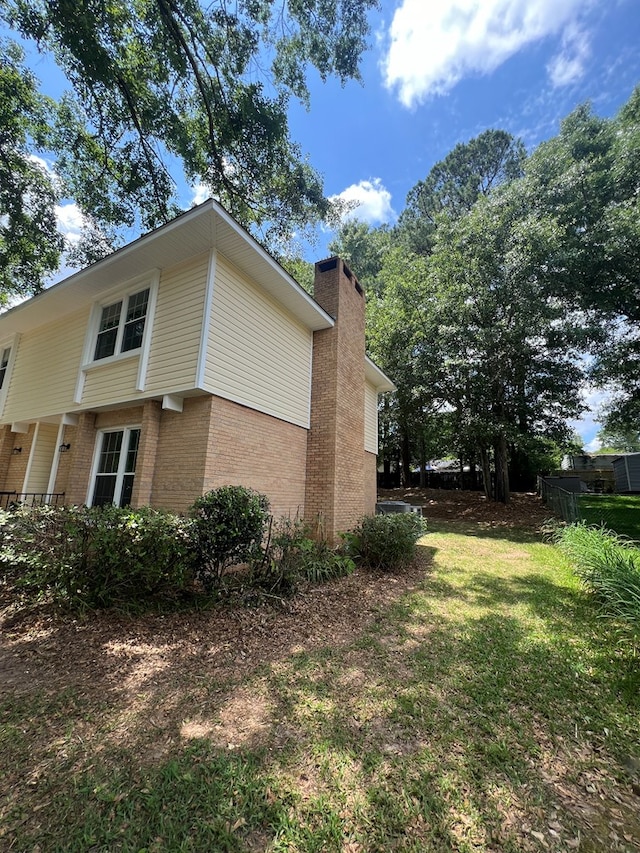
0,0 -> 378,298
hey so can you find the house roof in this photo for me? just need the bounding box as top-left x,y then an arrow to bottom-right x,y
0,199 -> 335,334
365,357 -> 396,393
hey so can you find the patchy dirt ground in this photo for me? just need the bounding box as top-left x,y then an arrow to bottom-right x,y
378,486 -> 552,529
1,490 -> 638,852
1,489 -> 549,702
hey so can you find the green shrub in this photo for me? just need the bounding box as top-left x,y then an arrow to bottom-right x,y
555,522 -> 640,626
190,486 -> 270,589
250,517 -> 355,595
0,504 -> 193,608
346,512 -> 428,571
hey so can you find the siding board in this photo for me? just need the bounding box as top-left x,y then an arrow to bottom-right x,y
24,423 -> 58,493
2,310 -> 87,422
364,381 -> 378,454
144,255 -> 208,394
205,256 -> 312,428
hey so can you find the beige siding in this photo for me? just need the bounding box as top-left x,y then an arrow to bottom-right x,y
144,254 -> 208,393
205,255 -> 312,428
2,310 -> 88,423
24,423 -> 58,493
364,381 -> 378,454
81,356 -> 141,407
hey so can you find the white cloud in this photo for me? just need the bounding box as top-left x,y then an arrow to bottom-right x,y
547,23 -> 591,87
55,202 -> 86,245
329,178 -> 396,225
382,0 -> 589,107
191,181 -> 212,206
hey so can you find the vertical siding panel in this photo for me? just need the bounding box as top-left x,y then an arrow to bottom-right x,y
2,310 -> 88,422
364,382 -> 378,454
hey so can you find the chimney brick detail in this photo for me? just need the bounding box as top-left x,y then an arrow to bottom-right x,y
305,258 -> 368,541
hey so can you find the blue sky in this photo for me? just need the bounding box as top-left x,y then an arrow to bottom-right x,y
18,0 -> 640,449
287,0 -> 639,245
282,0 -> 640,450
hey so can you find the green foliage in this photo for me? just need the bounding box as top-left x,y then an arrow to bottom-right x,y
0,504 -> 192,608
399,128 -> 526,255
251,516 -> 354,595
596,422 -> 640,453
555,523 -> 640,629
0,0 -> 377,291
0,40 -> 63,301
190,486 -> 270,589
346,512 -> 427,571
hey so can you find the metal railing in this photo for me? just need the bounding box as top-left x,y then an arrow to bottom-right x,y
537,477 -> 580,524
0,491 -> 65,510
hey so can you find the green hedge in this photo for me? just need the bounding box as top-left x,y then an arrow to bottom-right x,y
0,504 -> 193,608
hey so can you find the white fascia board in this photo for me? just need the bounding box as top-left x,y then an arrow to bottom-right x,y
365,356 -> 396,392
0,200 -> 334,335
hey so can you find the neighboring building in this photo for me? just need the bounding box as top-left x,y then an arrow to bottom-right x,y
561,454 -> 620,472
613,453 -> 640,493
0,200 -> 394,541
560,453 -> 619,492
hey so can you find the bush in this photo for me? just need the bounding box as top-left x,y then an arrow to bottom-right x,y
346,512 -> 428,571
0,504 -> 193,608
190,486 -> 270,589
554,522 -> 640,627
251,516 -> 355,595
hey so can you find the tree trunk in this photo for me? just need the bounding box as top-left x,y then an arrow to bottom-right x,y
479,445 -> 492,500
493,435 -> 510,504
401,428 -> 411,487
419,435 -> 426,488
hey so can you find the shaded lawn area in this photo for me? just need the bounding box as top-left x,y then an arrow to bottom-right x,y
1,519 -> 640,852
578,494 -> 640,541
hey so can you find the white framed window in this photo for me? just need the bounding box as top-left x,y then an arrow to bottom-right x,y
93,287 -> 150,361
74,271 -> 159,403
89,426 -> 141,507
0,334 -> 19,415
0,346 -> 11,388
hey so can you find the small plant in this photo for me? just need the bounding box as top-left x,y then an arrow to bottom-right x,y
190,486 -> 270,589
555,522 -> 640,627
251,516 -> 355,595
346,512 -> 428,571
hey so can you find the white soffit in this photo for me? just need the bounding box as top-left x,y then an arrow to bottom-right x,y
0,200 -> 334,334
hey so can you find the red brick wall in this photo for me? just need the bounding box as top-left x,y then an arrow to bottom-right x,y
305,258 -> 368,541
204,395 -> 308,520
65,412 -> 97,505
151,396 -> 212,513
131,400 -> 161,507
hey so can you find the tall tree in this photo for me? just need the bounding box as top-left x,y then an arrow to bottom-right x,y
0,0 -> 377,299
524,89 -> 640,426
428,186 -> 585,500
399,129 -> 526,255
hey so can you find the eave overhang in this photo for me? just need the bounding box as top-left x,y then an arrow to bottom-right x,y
0,199 -> 335,335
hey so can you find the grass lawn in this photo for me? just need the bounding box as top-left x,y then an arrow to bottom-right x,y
2,519 -> 640,852
578,494 -> 640,541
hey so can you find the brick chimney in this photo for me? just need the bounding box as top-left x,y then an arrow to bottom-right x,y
305,258 -> 367,542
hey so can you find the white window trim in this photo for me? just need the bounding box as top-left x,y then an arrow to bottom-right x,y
74,270 -> 160,404
0,333 -> 20,417
86,424 -> 142,507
